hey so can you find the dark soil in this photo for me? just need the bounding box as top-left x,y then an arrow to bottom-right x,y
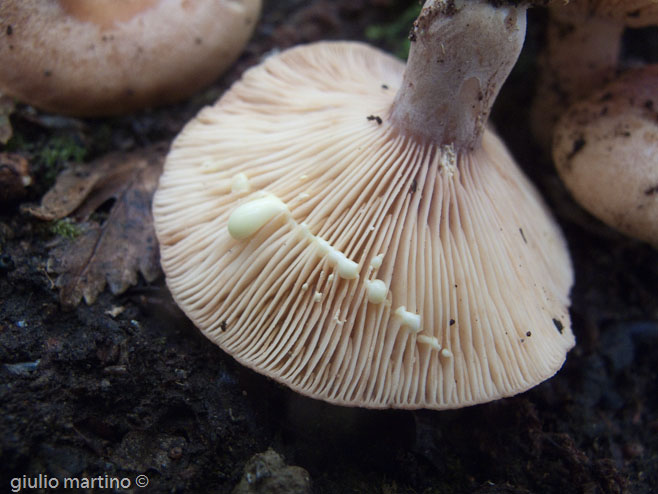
2,2 -> 657,493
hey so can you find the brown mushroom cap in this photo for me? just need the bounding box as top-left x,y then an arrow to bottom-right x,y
547,0 -> 658,26
594,0 -> 658,27
154,39 -> 574,409
0,0 -> 261,116
553,64 -> 658,247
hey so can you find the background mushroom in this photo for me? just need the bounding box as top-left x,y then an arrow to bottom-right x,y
553,64 -> 658,248
0,0 -> 261,116
154,0 -> 574,409
530,0 -> 658,149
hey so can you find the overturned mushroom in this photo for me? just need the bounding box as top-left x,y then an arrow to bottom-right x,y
154,0 -> 574,409
553,64 -> 658,247
0,0 -> 261,116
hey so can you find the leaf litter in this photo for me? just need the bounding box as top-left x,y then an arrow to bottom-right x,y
24,143 -> 167,307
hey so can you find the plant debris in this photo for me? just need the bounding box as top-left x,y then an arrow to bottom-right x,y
23,143 -> 167,307
232,449 -> 311,494
0,152 -> 31,202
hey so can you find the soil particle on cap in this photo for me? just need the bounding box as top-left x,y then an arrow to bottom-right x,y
565,135 -> 586,164
599,92 -> 613,103
645,185 -> 658,196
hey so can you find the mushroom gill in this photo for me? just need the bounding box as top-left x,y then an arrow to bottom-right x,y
154,1 -> 575,409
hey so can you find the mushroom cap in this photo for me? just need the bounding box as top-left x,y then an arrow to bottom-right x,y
549,0 -> 658,26
154,41 -> 575,409
553,64 -> 658,247
0,0 -> 261,116
594,0 -> 658,27
530,0 -> 658,150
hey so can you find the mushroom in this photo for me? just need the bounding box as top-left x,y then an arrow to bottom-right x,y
0,0 -> 262,116
153,0 -> 575,409
553,64 -> 658,247
594,1 -> 658,26
530,0 -> 658,149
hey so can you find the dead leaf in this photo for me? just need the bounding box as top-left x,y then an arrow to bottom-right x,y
25,143 -> 167,307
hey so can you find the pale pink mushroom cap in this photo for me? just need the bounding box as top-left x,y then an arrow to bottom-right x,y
154,3 -> 574,409
553,65 -> 658,247
0,0 -> 261,116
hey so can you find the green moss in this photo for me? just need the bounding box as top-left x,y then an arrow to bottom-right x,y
7,133 -> 85,163
49,218 -> 82,239
365,4 -> 421,59
4,132 -> 29,153
7,132 -> 87,188
37,135 -> 86,168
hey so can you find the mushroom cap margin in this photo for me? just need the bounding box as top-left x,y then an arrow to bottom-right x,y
154,41 -> 575,409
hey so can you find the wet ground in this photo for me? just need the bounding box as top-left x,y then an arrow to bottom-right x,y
1,2 -> 657,493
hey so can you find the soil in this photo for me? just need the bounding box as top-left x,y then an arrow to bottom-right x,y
1,2 -> 657,493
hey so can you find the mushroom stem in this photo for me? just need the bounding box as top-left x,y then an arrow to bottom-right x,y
389,0 -> 526,152
530,4 -> 623,149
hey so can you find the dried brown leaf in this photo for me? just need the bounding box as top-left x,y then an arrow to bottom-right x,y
22,162 -> 103,220
27,143 -> 167,307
